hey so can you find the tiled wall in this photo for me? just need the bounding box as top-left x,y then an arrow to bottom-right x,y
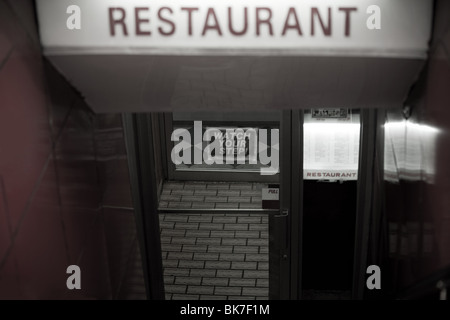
384,0 -> 450,293
0,0 -> 144,299
159,182 -> 265,210
160,213 -> 269,300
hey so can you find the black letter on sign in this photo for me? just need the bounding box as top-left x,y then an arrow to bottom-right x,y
109,7 -> 128,36
135,7 -> 151,35
282,7 -> 302,36
181,7 -> 199,36
228,7 -> 248,36
202,8 -> 222,36
158,7 -> 175,36
339,7 -> 357,37
311,7 -> 331,36
256,7 -> 273,36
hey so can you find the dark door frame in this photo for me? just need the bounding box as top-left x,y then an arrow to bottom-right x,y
122,113 -> 165,300
269,110 -> 303,300
289,110 -> 304,299
294,108 -> 378,299
124,111 -> 296,300
352,109 -> 380,299
121,109 -> 377,301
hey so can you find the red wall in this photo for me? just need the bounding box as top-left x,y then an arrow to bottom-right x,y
384,0 -> 450,293
0,0 -> 144,299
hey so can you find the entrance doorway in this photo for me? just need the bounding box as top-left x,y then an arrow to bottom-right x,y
158,111 -> 281,299
301,109 -> 360,298
124,108 -> 373,300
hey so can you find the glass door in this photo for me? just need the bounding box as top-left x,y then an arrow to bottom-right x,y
269,110 -> 301,299
299,108 -> 361,299
126,109 -> 364,300
154,110 -> 296,300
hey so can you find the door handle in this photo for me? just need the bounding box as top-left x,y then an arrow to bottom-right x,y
274,209 -> 289,249
275,209 -> 289,218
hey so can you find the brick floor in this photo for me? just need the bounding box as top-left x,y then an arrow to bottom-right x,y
159,213 -> 269,300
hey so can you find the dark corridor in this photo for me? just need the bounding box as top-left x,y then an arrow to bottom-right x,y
302,181 -> 356,291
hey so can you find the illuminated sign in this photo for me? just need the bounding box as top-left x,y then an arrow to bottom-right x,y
36,0 -> 432,58
303,112 -> 360,181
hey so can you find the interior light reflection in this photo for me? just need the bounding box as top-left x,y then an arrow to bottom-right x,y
384,120 -> 440,183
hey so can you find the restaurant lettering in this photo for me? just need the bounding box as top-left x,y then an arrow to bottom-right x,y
37,0 -> 432,59
107,6 -> 377,38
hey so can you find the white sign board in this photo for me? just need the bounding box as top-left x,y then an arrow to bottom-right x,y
303,112 -> 360,181
36,0 -> 432,58
262,188 -> 279,201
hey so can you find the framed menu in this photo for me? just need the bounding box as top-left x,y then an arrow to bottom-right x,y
304,109 -> 360,181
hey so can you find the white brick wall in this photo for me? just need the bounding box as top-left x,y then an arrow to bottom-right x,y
159,212 -> 269,300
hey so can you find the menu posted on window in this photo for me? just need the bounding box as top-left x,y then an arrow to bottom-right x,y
303,109 -> 360,181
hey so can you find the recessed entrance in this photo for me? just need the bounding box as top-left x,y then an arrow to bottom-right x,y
136,108 -> 363,300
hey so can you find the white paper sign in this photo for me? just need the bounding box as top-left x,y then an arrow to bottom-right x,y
262,188 -> 279,201
303,113 -> 360,180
